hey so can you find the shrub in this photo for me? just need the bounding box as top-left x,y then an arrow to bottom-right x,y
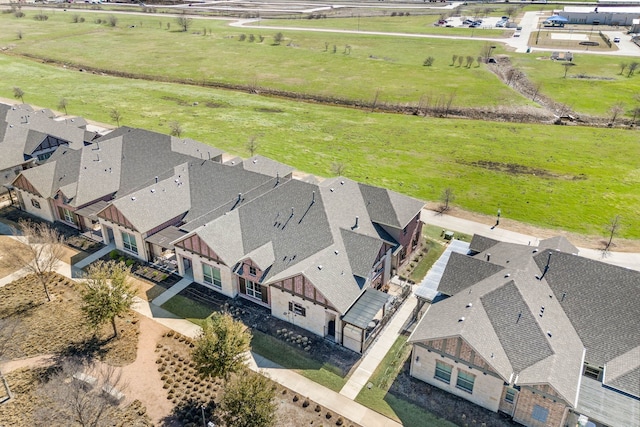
423,56 -> 435,67
14,10 -> 25,18
33,12 -> 48,21
107,15 -> 117,27
109,250 -> 120,260
238,34 -> 246,41
125,259 -> 135,267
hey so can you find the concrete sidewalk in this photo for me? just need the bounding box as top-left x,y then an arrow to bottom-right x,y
340,294 -> 417,400
422,208 -> 640,271
150,275 -> 193,307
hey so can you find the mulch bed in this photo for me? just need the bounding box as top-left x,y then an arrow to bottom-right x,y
177,282 -> 360,376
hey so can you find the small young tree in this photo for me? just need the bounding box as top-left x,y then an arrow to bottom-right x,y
81,260 -> 137,339
192,312 -> 252,382
176,15 -> 192,32
109,108 -> 122,126
330,161 -> 346,176
35,358 -> 126,427
14,221 -> 65,302
219,372 -> 276,427
627,61 -> 639,77
273,32 -> 284,45
451,54 -> 458,66
439,187 -> 455,213
168,120 -> 183,137
465,55 -> 474,68
246,135 -> 258,156
238,33 -> 246,41
58,98 -> 68,115
562,62 -> 576,78
457,56 -> 464,67
609,102 -> 625,125
423,56 -> 434,67
13,86 -> 25,103
107,15 -> 117,27
601,215 -> 621,257
619,62 -> 628,75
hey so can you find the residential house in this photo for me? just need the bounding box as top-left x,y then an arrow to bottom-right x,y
11,126 -> 222,235
0,103 -> 93,194
409,235 -> 640,427
172,176 -> 424,352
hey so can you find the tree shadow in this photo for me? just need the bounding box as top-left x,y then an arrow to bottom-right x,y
159,397 -> 217,427
56,335 -> 111,364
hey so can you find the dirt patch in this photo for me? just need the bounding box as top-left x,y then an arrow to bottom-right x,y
389,356 -> 518,427
0,236 -> 31,277
464,160 -> 586,180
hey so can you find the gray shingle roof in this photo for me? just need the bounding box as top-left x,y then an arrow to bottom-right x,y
438,252 -> 504,296
340,229 -> 384,279
538,236 -> 578,254
534,250 -> 640,368
241,155 -> 294,178
469,234 -> 499,254
481,281 -> 553,373
358,182 -> 424,228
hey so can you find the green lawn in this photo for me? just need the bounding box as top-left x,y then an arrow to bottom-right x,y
355,336 -> 457,427
1,53 -> 638,239
161,294 -> 215,324
251,331 -> 347,392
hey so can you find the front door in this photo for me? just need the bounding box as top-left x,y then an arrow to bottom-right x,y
105,226 -> 114,244
328,319 -> 336,338
183,257 -> 192,273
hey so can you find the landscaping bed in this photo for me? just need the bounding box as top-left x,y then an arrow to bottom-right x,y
155,330 -> 361,427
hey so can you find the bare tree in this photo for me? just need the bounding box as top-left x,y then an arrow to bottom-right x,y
627,62 -> 639,77
169,120 -> 183,137
601,215 -> 621,257
176,15 -> 192,32
451,54 -> 458,66
465,55 -> 474,68
246,135 -> 258,156
330,161 -> 346,176
619,62 -> 628,75
423,56 -> 435,66
58,98 -> 68,115
14,221 -> 65,302
273,32 -> 284,45
562,62 -> 576,78
439,187 -> 455,213
13,87 -> 24,103
531,82 -> 543,102
0,318 -> 19,402
609,102 -> 625,125
35,358 -> 127,427
109,108 -> 121,127
457,56 -> 464,67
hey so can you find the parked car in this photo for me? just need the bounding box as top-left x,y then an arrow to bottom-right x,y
613,37 -> 621,43
513,31 -> 521,37
496,21 -> 505,27
463,19 -> 473,25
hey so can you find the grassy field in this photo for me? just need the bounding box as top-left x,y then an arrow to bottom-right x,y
0,10 -> 532,107
1,53 -> 638,239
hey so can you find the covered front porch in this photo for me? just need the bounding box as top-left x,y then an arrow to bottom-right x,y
341,288 -> 391,354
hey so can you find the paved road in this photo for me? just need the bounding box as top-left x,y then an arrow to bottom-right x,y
421,208 -> 640,272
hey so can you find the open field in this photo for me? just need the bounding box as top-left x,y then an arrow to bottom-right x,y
1,53 -> 638,239
0,10 -> 527,107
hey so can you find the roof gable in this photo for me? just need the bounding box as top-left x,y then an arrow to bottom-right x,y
438,252 -> 504,296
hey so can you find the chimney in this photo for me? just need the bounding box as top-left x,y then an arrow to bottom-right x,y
155,176 -> 158,183
486,253 -> 491,262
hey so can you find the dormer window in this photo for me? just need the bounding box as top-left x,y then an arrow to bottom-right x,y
249,266 -> 257,276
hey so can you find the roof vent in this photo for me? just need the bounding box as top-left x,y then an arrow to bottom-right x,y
533,249 -> 538,253
318,265 -> 323,270
466,303 -> 472,308
458,317 -> 465,322
504,273 -> 510,278
547,331 -> 552,338
340,180 -> 345,185
150,189 -> 155,193
334,250 -> 339,255
131,196 -> 136,201
330,188 -> 334,192
253,159 -> 257,164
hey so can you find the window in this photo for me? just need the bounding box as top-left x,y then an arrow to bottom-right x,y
456,370 -> 475,393
31,199 -> 41,209
245,280 -> 262,300
505,388 -> 516,403
249,265 -> 257,276
434,360 -> 452,384
37,152 -> 52,161
121,232 -> 138,254
531,405 -> 548,423
61,208 -> 75,224
288,302 -> 306,317
202,264 -> 221,289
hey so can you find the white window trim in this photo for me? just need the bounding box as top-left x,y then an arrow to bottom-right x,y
122,231 -> 138,254
202,263 -> 222,289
